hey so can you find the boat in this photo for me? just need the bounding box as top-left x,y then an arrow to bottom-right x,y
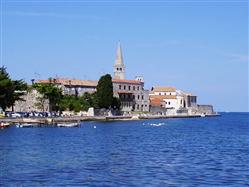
16,123 -> 39,128
200,114 -> 205,117
0,122 -> 10,129
57,123 -> 80,128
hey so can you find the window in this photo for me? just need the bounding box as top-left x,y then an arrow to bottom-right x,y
170,93 -> 172,95
159,93 -> 161,95
133,95 -> 135,99
133,86 -> 135,90
141,104 -> 143,108
142,95 -> 144,100
137,105 -> 139,110
145,105 -> 147,107
138,95 -> 140,100
169,102 -> 171,105
165,102 -> 167,104
128,86 -> 131,90
120,68 -> 122,71
119,85 -> 121,89
117,68 -> 119,71
137,86 -> 140,91
164,93 -> 166,95
124,85 -> 126,90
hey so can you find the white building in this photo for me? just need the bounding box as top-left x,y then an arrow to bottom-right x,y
149,87 -> 197,115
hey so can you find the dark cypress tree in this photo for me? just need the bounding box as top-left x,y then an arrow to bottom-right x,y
96,74 -> 113,109
0,66 -> 27,111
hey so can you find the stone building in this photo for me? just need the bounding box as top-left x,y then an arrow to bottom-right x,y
113,79 -> 149,112
112,43 -> 150,112
36,79 -> 98,96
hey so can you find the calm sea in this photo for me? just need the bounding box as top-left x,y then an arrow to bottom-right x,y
0,113 -> 248,186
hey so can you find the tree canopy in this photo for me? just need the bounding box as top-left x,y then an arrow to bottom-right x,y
59,93 -> 97,112
0,66 -> 27,111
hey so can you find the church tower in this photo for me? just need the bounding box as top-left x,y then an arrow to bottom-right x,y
114,42 -> 125,80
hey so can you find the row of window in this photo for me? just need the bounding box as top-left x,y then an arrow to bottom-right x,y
158,92 -> 172,96
65,87 -> 94,91
165,101 -> 171,105
119,85 -> 140,91
120,94 -> 144,100
121,103 -> 148,109
136,104 -> 147,110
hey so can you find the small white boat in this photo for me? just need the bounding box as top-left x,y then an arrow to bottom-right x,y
57,123 -> 80,128
200,114 -> 205,117
16,123 -> 39,128
0,122 -> 10,129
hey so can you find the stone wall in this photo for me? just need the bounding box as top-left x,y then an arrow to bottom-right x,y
197,105 -> 214,114
149,106 -> 167,115
12,89 -> 49,112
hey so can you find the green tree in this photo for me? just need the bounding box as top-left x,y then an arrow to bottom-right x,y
112,97 -> 121,110
96,74 -> 113,109
33,82 -> 62,112
0,66 -> 27,111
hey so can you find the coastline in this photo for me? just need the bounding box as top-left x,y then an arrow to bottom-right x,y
0,113 -> 221,125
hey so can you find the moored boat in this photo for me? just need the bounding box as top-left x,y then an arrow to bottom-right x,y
57,123 -> 80,128
16,123 -> 39,128
0,122 -> 10,129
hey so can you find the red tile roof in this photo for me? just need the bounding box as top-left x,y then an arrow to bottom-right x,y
150,98 -> 163,106
112,79 -> 143,85
36,79 -> 98,87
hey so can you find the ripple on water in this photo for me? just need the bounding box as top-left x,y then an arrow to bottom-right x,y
0,113 -> 249,186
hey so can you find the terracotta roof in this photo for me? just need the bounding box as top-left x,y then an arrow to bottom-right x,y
36,79 -> 98,87
152,86 -> 176,92
150,98 -> 163,106
112,79 -> 143,85
150,95 -> 177,100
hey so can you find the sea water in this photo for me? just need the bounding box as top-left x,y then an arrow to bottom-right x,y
0,113 -> 248,186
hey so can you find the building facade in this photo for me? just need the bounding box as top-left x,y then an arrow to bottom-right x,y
36,78 -> 98,96
113,79 -> 149,112
149,86 -> 197,115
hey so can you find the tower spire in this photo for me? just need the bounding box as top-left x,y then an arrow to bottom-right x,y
114,42 -> 125,80
115,42 -> 124,65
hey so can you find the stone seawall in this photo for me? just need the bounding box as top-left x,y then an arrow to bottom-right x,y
1,113 -> 220,124
197,105 -> 214,115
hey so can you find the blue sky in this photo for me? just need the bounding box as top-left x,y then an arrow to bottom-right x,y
1,1 -> 248,112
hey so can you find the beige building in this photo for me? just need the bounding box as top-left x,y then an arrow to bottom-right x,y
36,78 -> 98,96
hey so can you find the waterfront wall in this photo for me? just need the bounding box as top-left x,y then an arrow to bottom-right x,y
149,106 -> 167,115
196,105 -> 214,114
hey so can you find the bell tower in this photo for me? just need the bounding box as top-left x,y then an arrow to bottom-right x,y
114,42 -> 125,80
